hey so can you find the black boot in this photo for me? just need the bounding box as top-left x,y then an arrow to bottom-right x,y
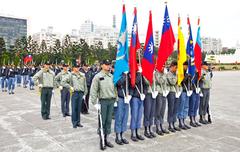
199,115 -> 206,124
183,119 -> 191,129
136,129 -> 145,140
131,130 -> 138,142
149,126 -> 156,138
208,115 -> 212,124
144,126 -> 152,138
168,123 -> 176,133
173,123 -> 181,131
193,116 -> 201,127
179,119 -> 187,130
115,133 -> 123,145
120,132 -> 129,144
190,116 -> 197,127
156,125 -> 164,136
160,124 -> 169,134
203,115 -> 208,124
105,134 -> 114,148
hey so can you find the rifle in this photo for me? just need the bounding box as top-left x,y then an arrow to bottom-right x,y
97,99 -> 105,149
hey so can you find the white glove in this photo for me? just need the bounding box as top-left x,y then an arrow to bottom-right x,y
163,90 -> 169,97
140,94 -> 145,101
138,66 -> 142,73
124,95 -> 132,104
52,90 -> 55,94
114,102 -> 118,107
94,104 -> 101,110
152,91 -> 158,99
59,86 -> 63,90
70,87 -> 74,91
38,84 -> 43,88
124,71 -> 128,74
83,95 -> 86,100
175,91 -> 182,98
196,88 -> 201,94
187,90 -> 193,97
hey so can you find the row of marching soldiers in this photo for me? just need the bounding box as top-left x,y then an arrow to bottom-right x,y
29,58 -> 212,151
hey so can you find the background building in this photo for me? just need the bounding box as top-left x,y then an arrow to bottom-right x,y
32,26 -> 61,49
202,37 -> 222,54
0,16 -> 27,50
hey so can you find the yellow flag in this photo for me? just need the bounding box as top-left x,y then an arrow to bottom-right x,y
177,16 -> 187,86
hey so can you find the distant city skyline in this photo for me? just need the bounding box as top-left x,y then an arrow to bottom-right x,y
0,0 -> 239,47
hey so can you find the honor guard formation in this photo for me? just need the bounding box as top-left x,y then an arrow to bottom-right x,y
0,59 -> 213,151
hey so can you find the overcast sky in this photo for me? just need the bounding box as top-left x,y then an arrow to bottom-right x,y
0,0 -> 239,47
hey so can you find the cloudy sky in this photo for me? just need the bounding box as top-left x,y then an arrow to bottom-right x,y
0,0 -> 239,47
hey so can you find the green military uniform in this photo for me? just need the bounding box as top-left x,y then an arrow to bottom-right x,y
70,71 -> 88,128
154,71 -> 170,134
33,68 -> 56,120
199,67 -> 212,124
90,70 -> 117,135
55,70 -> 72,116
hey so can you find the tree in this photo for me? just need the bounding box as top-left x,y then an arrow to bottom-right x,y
0,37 -> 6,54
40,40 -> 47,53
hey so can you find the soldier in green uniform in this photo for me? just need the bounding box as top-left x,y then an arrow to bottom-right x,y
55,64 -> 72,117
33,62 -> 56,120
70,63 -> 88,128
90,60 -> 116,150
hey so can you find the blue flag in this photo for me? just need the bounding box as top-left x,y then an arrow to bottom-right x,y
187,17 -> 195,76
113,5 -> 129,85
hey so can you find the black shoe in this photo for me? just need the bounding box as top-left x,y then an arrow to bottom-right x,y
174,126 -> 181,131
65,113 -> 71,116
195,122 -> 201,127
179,124 -> 187,130
199,118 -> 206,124
168,127 -> 176,133
190,121 -> 197,127
136,134 -> 145,140
115,138 -> 123,145
77,123 -> 83,127
184,124 -> 191,129
105,141 -> 114,148
208,115 -> 212,124
46,117 -> 51,120
63,114 -> 66,117
115,133 -> 123,145
73,125 -> 77,128
150,132 -> 156,138
156,129 -> 164,136
144,130 -> 152,138
121,138 -> 129,144
131,135 -> 138,142
162,128 -> 170,134
105,134 -> 114,148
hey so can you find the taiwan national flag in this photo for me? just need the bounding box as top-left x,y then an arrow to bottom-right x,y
129,7 -> 140,88
187,17 -> 195,77
156,5 -> 175,72
113,4 -> 129,85
141,11 -> 155,85
24,55 -> 33,64
194,18 -> 202,79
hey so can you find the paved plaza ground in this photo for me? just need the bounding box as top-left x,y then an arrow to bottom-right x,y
0,71 -> 240,152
